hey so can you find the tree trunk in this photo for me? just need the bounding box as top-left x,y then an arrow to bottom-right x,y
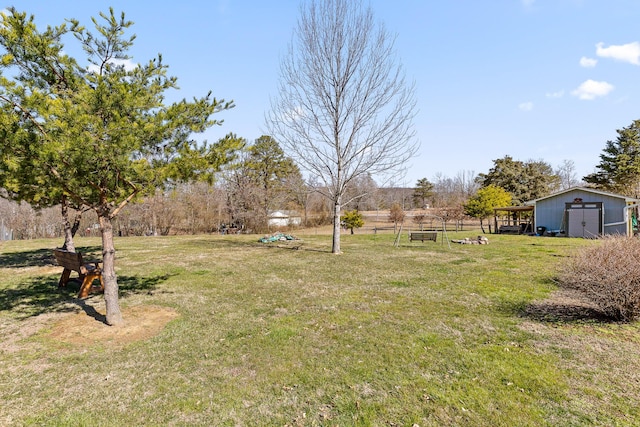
332,198 -> 342,254
480,218 -> 486,234
61,197 -> 84,252
152,210 -> 158,236
99,214 -> 124,326
70,211 -> 82,238
61,198 -> 75,252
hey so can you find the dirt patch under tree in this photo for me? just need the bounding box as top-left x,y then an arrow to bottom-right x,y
48,304 -> 179,347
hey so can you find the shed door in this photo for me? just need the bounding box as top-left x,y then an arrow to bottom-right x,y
566,202 -> 602,238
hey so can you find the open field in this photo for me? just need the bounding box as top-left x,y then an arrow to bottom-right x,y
1,230 -> 639,426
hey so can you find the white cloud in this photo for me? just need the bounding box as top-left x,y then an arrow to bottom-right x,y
112,58 -> 137,71
546,90 -> 565,99
579,56 -> 597,68
518,102 -> 533,111
596,42 -> 640,65
571,79 -> 614,100
87,58 -> 137,74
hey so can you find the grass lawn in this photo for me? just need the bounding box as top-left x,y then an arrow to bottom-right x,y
1,230 -> 639,426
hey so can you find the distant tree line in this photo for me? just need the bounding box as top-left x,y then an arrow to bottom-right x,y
0,146 -> 584,240
5,119 -> 632,241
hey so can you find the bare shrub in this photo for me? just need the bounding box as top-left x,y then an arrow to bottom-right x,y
557,236 -> 640,321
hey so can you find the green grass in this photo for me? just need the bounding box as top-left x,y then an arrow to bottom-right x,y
1,231 -> 639,426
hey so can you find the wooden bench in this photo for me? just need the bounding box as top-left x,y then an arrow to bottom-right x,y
409,231 -> 437,242
498,225 -> 521,234
53,248 -> 103,298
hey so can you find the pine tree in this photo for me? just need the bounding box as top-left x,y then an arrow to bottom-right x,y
0,8 -> 239,325
413,178 -> 434,208
476,156 -> 559,204
584,119 -> 640,197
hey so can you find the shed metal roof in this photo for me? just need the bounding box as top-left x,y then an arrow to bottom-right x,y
525,186 -> 638,205
493,205 -> 534,212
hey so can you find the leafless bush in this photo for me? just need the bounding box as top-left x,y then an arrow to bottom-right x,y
557,236 -> 640,321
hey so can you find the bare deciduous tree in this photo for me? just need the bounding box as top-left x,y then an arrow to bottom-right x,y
267,0 -> 418,253
556,159 -> 581,190
343,173 -> 379,211
389,202 -> 405,233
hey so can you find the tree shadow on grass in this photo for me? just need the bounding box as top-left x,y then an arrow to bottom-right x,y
0,246 -> 103,269
515,288 -> 614,324
0,273 -> 172,320
74,298 -> 107,323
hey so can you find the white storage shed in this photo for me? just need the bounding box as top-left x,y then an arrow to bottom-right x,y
527,187 -> 638,238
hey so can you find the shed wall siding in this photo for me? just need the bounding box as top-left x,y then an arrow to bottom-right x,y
534,189 -> 628,236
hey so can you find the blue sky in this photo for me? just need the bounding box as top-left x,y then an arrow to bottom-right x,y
12,0 -> 640,186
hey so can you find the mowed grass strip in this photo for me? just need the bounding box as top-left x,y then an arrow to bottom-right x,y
0,232 -> 639,426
